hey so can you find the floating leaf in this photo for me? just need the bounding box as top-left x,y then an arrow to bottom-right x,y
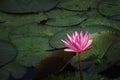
33,49 -> 75,80
109,20 -> 120,31
80,10 -> 111,27
0,12 -> 47,26
10,24 -> 49,37
11,36 -> 51,51
105,41 -> 120,64
71,32 -> 120,73
0,24 -> 10,40
110,15 -> 120,21
10,36 -> 51,67
0,40 -> 17,67
98,0 -> 120,20
0,68 -> 9,80
10,23 -> 65,38
58,0 -> 101,11
49,25 -> 119,48
46,9 -> 87,27
15,50 -> 49,67
9,23 -> 66,67
2,62 -> 27,79
0,0 -> 58,13
87,32 -> 115,60
0,16 -> 5,23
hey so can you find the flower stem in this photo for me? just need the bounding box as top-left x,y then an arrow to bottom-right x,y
77,53 -> 83,80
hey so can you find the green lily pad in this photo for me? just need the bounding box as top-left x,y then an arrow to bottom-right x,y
0,0 -> 58,13
80,10 -> 111,27
105,40 -> 120,64
109,20 -> 120,31
49,25 -> 119,49
87,32 -> 116,60
110,15 -> 120,21
2,62 -> 27,79
0,68 -> 9,80
10,23 -> 65,38
0,12 -> 47,26
33,49 -> 75,80
0,16 -> 5,23
46,9 -> 87,27
9,23 -> 66,67
85,32 -> 120,73
0,40 -> 17,67
0,24 -> 10,40
11,36 -> 51,51
10,24 -> 50,37
98,0 -> 120,19
57,0 -> 101,11
15,50 -> 49,67
10,36 -> 52,67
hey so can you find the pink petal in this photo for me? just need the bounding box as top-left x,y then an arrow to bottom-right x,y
75,31 -> 80,42
64,48 -> 76,52
75,42 -> 81,50
61,39 -> 77,50
67,34 -> 73,42
82,32 -> 90,48
61,40 -> 72,47
80,31 -> 83,41
75,31 -> 79,38
65,40 -> 79,51
84,40 -> 93,50
72,32 -> 76,40
83,32 -> 89,43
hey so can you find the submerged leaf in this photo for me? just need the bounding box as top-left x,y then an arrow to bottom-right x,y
33,49 -> 75,80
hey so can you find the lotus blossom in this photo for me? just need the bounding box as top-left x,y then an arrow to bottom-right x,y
61,31 -> 93,53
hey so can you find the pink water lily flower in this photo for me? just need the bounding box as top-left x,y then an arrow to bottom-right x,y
61,31 -> 93,53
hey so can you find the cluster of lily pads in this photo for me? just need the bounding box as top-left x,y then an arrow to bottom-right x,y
0,0 -> 120,80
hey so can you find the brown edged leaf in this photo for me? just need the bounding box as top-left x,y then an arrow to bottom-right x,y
32,49 -> 75,80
